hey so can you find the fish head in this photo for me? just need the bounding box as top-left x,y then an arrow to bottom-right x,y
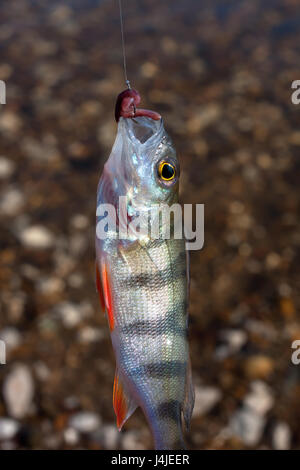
105,116 -> 180,210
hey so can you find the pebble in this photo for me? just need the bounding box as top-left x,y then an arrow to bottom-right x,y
244,381 -> 274,416
55,302 -> 83,328
229,408 -> 266,446
37,277 -> 65,295
0,188 -> 24,216
69,234 -> 87,256
97,424 -> 120,449
34,361 -> 51,382
0,156 -> 15,178
20,225 -> 54,249
0,111 -> 22,135
64,396 -> 80,411
272,422 -> 291,450
187,104 -> 221,133
3,364 -> 34,419
69,411 -> 101,434
215,329 -> 247,359
64,427 -> 79,446
244,355 -> 274,379
70,214 -> 89,230
193,385 -> 222,417
140,62 -> 158,79
6,293 -> 26,322
0,418 -> 20,440
78,327 -> 104,344
265,252 -> 281,269
68,273 -> 84,288
0,327 -> 21,353
121,430 -> 146,450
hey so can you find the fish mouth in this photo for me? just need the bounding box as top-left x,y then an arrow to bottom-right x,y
124,116 -> 164,146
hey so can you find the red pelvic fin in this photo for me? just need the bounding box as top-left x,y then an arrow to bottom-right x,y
113,369 -> 138,431
101,262 -> 114,331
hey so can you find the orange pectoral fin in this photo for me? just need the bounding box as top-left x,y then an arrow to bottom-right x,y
95,263 -> 105,312
113,373 -> 127,430
113,369 -> 138,431
101,262 -> 114,331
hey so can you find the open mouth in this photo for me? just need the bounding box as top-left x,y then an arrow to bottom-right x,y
126,116 -> 163,144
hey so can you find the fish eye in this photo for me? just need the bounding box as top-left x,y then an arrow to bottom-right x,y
158,161 -> 176,182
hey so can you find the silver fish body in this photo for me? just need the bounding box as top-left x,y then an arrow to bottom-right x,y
96,116 -> 194,449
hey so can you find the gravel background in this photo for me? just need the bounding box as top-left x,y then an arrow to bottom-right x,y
0,0 -> 299,450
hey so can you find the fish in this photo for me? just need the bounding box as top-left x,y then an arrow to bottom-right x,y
95,89 -> 194,450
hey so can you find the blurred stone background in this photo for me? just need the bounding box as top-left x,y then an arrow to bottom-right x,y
0,0 -> 299,450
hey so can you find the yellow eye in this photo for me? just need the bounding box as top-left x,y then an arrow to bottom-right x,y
158,161 -> 176,181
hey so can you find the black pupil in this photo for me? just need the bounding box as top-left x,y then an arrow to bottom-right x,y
162,163 -> 174,179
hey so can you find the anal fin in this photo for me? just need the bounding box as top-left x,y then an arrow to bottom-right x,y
95,262 -> 105,312
113,368 -> 138,431
182,356 -> 194,430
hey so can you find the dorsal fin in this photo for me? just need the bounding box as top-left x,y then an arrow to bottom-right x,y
113,368 -> 138,431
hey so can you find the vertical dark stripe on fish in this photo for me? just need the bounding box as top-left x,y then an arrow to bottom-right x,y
121,302 -> 188,337
129,361 -> 186,378
156,400 -> 181,422
121,266 -> 186,289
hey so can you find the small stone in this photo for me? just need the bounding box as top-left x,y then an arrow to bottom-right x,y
289,131 -> 300,145
229,408 -> 265,446
78,327 -> 104,344
69,411 -> 101,434
45,434 -> 62,449
193,385 -> 222,417
55,302 -> 83,328
272,422 -> 291,450
70,214 -> 89,230
121,430 -> 146,450
244,355 -> 274,379
64,396 -> 80,411
69,234 -> 87,256
0,188 -> 23,216
0,111 -> 22,135
244,381 -> 274,416
278,283 -> 292,297
68,273 -> 84,288
0,418 -> 20,440
97,120 -> 115,150
187,104 -> 221,133
230,201 -> 244,214
215,329 -> 247,359
64,427 -> 79,446
0,328 -> 21,353
37,277 -> 65,295
20,225 -> 54,249
97,424 -> 119,449
280,298 -> 295,319
20,264 -> 40,281
0,156 -> 15,179
6,293 -> 26,322
239,243 -> 252,257
34,361 -> 50,381
3,364 -> 34,419
257,153 -> 272,169
140,62 -> 158,79
265,252 -> 281,269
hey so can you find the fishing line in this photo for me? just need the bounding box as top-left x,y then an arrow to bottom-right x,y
118,0 -> 131,89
